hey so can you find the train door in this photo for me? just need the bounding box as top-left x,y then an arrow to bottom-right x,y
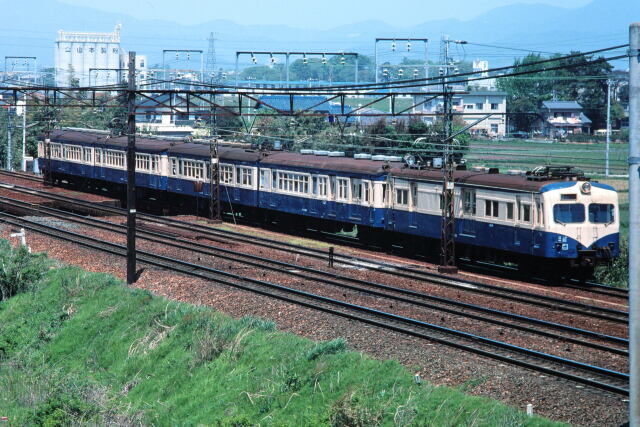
532,197 -> 544,249
461,189 -> 476,237
408,182 -> 419,230
517,197 -> 534,254
327,175 -> 337,218
95,148 -> 106,179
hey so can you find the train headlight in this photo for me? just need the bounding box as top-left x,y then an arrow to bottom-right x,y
580,182 -> 591,194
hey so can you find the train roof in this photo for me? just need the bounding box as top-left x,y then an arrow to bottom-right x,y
48,129 -> 606,193
259,152 -> 396,175
392,168 -> 589,193
50,129 -> 170,153
168,143 -> 263,163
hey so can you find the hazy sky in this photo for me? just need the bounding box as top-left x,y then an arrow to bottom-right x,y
56,0 -> 593,29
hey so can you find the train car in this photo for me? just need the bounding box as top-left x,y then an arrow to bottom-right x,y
37,129 -> 619,278
388,166 -> 619,276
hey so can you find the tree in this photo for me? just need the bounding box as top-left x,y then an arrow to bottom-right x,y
498,52 -> 615,132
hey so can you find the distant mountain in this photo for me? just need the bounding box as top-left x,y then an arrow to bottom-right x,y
0,0 -> 637,71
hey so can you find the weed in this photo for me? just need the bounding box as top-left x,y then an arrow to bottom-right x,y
0,240 -> 48,301
595,238 -> 628,288
330,390 -> 381,427
306,338 -> 347,360
239,315 -> 277,332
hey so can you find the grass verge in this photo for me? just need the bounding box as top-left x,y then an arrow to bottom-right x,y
0,241 -> 562,426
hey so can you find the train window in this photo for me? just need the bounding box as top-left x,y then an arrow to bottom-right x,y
352,180 -> 362,202
220,165 -> 234,184
410,183 -> 417,207
94,149 -> 102,164
337,178 -> 350,201
485,200 -> 499,218
560,194 -> 577,201
588,204 -> 614,224
318,176 -> 328,197
536,201 -> 544,226
239,167 -> 253,186
260,169 -> 270,189
506,202 -> 514,220
553,203 -> 584,224
382,183 -> 387,204
136,154 -> 150,171
170,158 -> 177,175
51,144 -> 62,159
105,150 -> 125,168
521,203 -> 532,223
65,145 -> 82,161
83,147 -> 92,163
363,182 -> 371,204
462,190 -> 476,215
396,189 -> 409,206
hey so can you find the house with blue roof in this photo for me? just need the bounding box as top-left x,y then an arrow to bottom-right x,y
256,95 -> 355,123
539,101 -> 592,137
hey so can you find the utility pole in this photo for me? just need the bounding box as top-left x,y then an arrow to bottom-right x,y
628,21 -> 639,427
6,104 -> 13,171
43,95 -> 53,186
438,35 -> 463,274
606,78 -> 612,176
126,51 -> 137,284
209,101 -> 221,222
20,94 -> 26,171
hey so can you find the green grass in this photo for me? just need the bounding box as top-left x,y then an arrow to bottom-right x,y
0,243 -> 563,426
466,139 -> 629,176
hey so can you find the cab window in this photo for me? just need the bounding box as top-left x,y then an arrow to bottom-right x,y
553,203 -> 585,224
589,203 -> 614,224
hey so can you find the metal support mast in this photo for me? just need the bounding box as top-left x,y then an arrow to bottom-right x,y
628,21 -> 639,427
126,52 -> 137,284
439,35 -> 460,274
209,101 -> 221,222
606,78 -> 612,176
6,105 -> 12,171
43,95 -> 53,186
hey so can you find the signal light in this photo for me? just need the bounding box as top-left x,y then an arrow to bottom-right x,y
391,40 -> 396,51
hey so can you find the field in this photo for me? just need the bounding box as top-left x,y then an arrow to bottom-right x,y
465,138 -> 630,238
0,242 -> 560,426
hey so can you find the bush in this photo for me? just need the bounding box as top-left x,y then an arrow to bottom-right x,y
594,238 -> 628,288
0,240 -> 48,301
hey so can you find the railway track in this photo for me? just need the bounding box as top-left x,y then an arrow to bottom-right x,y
0,179 -> 629,323
0,195 -> 628,360
0,211 -> 629,396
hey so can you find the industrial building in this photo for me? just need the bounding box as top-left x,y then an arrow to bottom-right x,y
54,24 -> 122,87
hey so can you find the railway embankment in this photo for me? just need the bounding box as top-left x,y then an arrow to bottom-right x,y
0,240 -> 559,426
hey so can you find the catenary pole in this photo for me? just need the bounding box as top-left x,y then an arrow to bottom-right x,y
6,106 -> 12,171
606,79 -> 611,176
628,22 -> 639,427
21,94 -> 26,172
126,51 -> 137,284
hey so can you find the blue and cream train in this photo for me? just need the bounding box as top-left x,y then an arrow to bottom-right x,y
37,128 -> 620,277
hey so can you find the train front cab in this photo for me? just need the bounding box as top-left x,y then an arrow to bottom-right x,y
540,180 -> 619,272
